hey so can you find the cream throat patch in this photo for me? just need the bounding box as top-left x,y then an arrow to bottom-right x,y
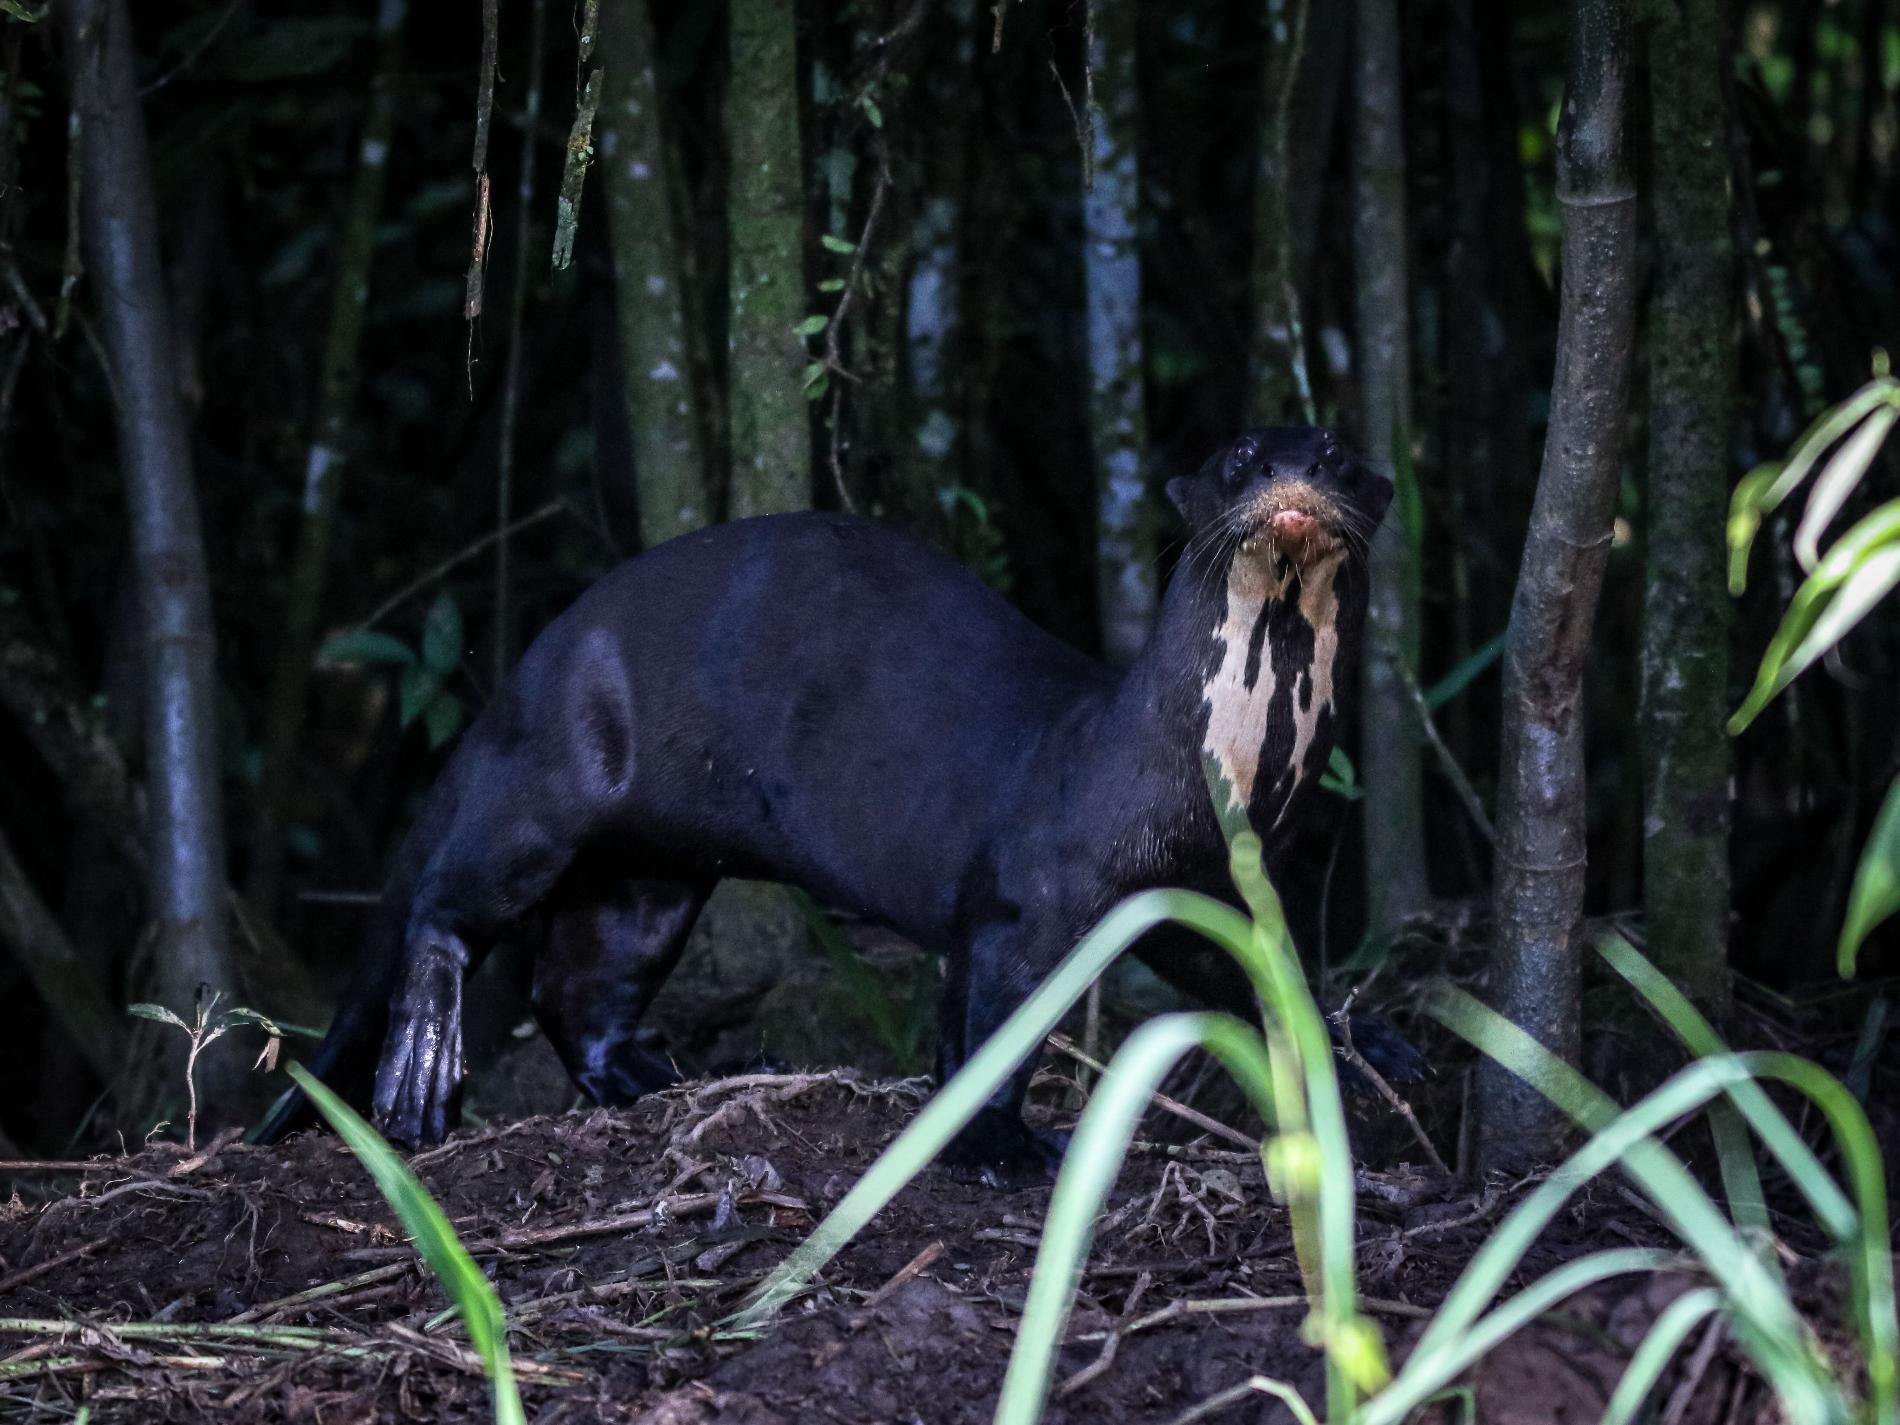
1199,547 -> 1345,824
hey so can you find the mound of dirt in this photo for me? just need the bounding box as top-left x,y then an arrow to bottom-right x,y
0,1072 -> 1783,1422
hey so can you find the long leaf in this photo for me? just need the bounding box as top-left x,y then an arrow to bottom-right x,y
1594,933 -> 1854,1236
1840,777 -> 1900,977
729,888 -> 1257,1329
1729,499 -> 1900,731
1361,1248 -> 1679,1425
286,1063 -> 524,1425
1424,632 -> 1506,712
1728,379 -> 1899,593
995,1013 -> 1252,1425
1598,1287 -> 1723,1425
1757,382 -> 1897,516
1796,403 -> 1900,570
1422,992 -> 1838,1424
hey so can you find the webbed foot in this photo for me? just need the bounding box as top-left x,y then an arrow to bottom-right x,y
372,930 -> 468,1147
1330,1008 -> 1431,1091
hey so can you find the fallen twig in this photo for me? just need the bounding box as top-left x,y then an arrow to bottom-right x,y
1047,1032 -> 1258,1152
1329,1008 -> 1449,1174
863,1240 -> 944,1309
0,1239 -> 107,1297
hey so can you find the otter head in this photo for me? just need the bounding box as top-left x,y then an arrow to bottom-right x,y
1164,426 -> 1391,575
1169,428 -> 1391,830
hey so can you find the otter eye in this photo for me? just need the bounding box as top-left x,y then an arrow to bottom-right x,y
1319,433 -> 1344,469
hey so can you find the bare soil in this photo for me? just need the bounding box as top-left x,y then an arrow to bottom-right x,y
0,1062 -> 1808,1425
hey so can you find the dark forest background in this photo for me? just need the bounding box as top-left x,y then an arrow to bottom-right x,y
0,0 -> 1895,1158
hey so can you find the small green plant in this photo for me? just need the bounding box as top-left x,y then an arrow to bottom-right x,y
732,789 -> 1384,1420
287,1063 -> 525,1425
939,484 -> 1013,592
1728,360 -> 1900,973
128,989 -> 283,1151
318,590 -> 467,748
737,776 -> 1895,1423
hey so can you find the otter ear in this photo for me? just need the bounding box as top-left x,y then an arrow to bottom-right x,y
1165,477 -> 1193,518
1363,474 -> 1396,526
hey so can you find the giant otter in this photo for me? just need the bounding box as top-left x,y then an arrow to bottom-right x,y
258,426 -> 1403,1174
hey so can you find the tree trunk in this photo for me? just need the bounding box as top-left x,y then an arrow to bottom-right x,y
726,0 -> 810,517
61,0 -> 244,1111
1479,0 -> 1638,1170
491,0 -> 547,687
247,0 -> 408,920
1352,0 -> 1429,929
903,0 -> 978,534
1250,0 -> 1314,425
1085,0 -> 1153,667
599,0 -> 709,543
1640,0 -> 1734,1023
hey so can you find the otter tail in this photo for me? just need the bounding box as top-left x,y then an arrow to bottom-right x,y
251,780 -> 458,1145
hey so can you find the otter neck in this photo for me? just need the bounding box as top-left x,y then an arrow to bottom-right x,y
1114,540 -> 1348,838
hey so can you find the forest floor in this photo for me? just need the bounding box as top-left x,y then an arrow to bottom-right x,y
0,1061 -> 1843,1425
0,906 -> 1882,1424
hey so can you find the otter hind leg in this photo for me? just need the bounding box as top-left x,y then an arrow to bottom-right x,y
532,874 -> 710,1106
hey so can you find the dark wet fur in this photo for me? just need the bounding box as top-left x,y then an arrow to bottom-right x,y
257,427 -> 1411,1177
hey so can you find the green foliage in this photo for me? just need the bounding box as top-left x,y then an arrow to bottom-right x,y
736,776 -> 1894,1424
938,485 -> 1012,592
1840,781 -> 1900,977
1728,370 -> 1900,972
1423,633 -> 1506,712
1319,746 -> 1363,801
0,0 -> 44,23
317,592 -> 468,749
287,1064 -> 525,1425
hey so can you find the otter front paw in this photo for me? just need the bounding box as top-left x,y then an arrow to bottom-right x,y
372,931 -> 468,1147
1329,1008 -> 1431,1092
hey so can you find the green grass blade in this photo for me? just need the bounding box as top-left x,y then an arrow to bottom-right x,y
1598,1286 -> 1723,1425
1591,933 -> 1775,1255
730,888 -> 1256,1329
1423,991 -> 1838,1424
1424,632 -> 1506,712
1741,1053 -> 1898,1425
790,888 -> 914,1069
1840,776 -> 1900,977
1360,1249 -> 1679,1425
995,1013 -> 1245,1425
1594,933 -> 1854,1235
1592,938 -> 1898,1425
1225,833 -> 1376,1411
286,1063 -> 524,1425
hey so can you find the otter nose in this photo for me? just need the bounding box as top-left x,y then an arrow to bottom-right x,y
1268,508 -> 1325,563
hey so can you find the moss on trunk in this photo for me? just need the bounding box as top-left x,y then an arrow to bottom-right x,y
727,0 -> 811,517
600,0 -> 709,544
1641,0 -> 1734,1022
